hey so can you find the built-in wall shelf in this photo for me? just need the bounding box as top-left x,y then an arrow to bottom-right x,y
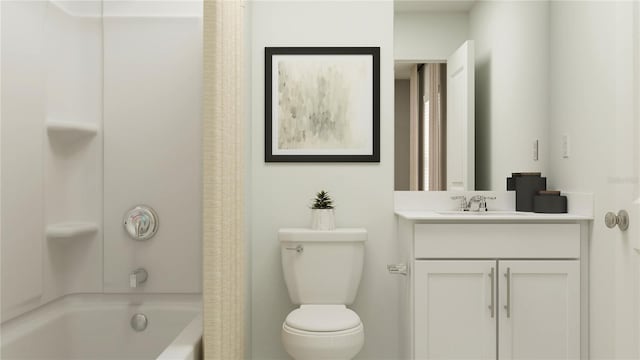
46,121 -> 98,142
46,222 -> 98,240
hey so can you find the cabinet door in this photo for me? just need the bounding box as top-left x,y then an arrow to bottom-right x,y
414,260 -> 497,360
499,260 -> 580,360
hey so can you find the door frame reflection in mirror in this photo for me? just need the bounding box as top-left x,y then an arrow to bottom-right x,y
394,41 -> 475,192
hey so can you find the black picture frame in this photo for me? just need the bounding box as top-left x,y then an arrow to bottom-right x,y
265,47 -> 380,162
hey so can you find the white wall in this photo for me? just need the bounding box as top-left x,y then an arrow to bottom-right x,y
249,1 -> 398,358
548,2 -> 639,359
469,0 -> 550,190
1,0 -> 103,321
1,0 -> 47,319
394,12 -> 468,62
102,5 -> 202,293
43,0 -> 103,299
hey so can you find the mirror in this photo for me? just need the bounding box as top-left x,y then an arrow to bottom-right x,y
394,1 -> 548,191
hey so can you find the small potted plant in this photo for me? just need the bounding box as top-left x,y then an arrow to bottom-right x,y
310,190 -> 335,231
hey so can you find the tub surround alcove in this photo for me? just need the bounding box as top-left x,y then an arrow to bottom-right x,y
1,1 -> 203,359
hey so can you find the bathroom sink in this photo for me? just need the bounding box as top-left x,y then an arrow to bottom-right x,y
435,210 -> 527,216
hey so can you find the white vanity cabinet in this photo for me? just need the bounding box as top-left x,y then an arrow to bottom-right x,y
414,260 -> 497,360
398,220 -> 587,360
497,260 -> 580,360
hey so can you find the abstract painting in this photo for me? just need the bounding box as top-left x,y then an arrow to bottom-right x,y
265,47 -> 380,162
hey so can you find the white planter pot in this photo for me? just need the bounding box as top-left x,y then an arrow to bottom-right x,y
311,209 -> 335,231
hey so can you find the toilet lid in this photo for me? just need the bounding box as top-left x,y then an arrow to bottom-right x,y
285,305 -> 361,332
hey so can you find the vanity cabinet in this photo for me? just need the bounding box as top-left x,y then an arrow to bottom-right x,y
398,221 -> 587,360
414,260 -> 580,360
497,260 -> 580,360
414,260 -> 497,360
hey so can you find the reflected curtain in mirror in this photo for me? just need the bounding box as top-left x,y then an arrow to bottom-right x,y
407,63 -> 447,191
428,63 -> 446,191
409,65 -> 420,190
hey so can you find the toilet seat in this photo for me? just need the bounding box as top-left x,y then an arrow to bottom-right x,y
281,306 -> 365,360
282,322 -> 364,337
285,305 -> 361,332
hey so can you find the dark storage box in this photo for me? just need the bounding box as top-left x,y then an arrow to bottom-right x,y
515,176 -> 547,212
533,194 -> 568,213
507,172 -> 542,191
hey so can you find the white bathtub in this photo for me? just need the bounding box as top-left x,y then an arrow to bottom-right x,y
1,294 -> 202,360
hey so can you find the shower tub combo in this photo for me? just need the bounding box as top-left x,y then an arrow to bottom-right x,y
1,294 -> 202,360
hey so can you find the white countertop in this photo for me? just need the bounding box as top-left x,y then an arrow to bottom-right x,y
395,210 -> 593,221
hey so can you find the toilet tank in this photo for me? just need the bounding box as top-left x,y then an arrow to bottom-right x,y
279,228 -> 367,305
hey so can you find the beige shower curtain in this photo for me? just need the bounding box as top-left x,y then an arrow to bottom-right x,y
203,0 -> 245,359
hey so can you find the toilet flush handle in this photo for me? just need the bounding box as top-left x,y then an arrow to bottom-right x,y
285,245 -> 304,254
387,264 -> 408,275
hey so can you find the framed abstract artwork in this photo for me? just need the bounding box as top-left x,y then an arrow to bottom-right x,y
265,47 -> 380,162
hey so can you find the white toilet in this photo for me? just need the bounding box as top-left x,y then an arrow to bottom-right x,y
279,228 -> 366,360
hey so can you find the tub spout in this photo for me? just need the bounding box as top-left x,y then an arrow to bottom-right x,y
130,268 -> 148,288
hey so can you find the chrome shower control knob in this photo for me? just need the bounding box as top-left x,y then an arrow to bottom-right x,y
123,205 -> 159,241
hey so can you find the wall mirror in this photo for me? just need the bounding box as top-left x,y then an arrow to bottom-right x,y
394,0 -> 548,191
394,49 -> 473,192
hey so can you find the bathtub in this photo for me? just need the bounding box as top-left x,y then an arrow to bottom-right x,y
1,294 -> 202,360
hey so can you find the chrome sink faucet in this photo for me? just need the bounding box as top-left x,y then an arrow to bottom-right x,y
451,195 -> 496,212
451,195 -> 469,211
468,195 -> 496,212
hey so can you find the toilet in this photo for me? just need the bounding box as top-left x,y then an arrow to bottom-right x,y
279,228 -> 367,360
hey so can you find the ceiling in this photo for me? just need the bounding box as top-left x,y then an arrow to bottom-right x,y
394,0 -> 476,13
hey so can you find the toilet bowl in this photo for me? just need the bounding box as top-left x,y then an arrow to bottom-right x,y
279,228 -> 367,360
281,305 -> 364,360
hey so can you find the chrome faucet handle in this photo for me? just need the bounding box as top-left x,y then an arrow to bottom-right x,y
450,195 -> 468,211
468,195 -> 489,212
478,196 -> 496,211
